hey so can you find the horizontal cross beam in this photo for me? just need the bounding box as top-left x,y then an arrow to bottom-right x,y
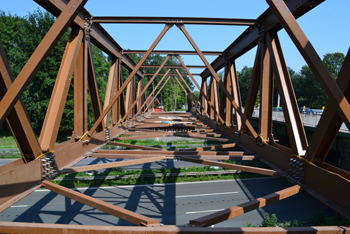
92,16 -> 256,26
141,65 -> 206,68
124,50 -> 222,55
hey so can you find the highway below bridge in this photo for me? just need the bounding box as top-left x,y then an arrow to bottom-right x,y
0,177 -> 333,227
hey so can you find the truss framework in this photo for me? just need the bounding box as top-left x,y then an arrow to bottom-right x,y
0,0 -> 350,233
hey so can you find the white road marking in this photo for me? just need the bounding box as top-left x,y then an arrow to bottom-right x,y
186,209 -> 225,214
10,205 -> 27,208
176,191 -> 238,198
34,177 -> 280,192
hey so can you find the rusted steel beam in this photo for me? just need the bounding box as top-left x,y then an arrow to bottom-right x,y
39,29 -> 84,151
180,156 -> 279,176
62,156 -> 166,173
112,60 -> 124,124
142,65 -> 206,68
210,76 -> 219,120
74,36 -> 88,138
267,0 -> 350,130
92,16 -> 256,25
134,73 -> 170,115
189,185 -> 301,227
86,38 -> 105,131
0,159 -> 42,206
201,79 -> 208,116
178,24 -> 258,138
305,48 -> 350,163
106,141 -> 164,151
86,24 -> 173,139
175,56 -> 224,123
0,222 -> 348,234
174,76 -> 188,95
140,76 -> 172,114
121,56 -> 171,122
42,180 -> 159,226
0,183 -> 42,213
0,159 -> 25,175
266,32 -> 307,155
175,70 -> 195,96
97,150 -> 245,156
0,0 -> 87,129
103,58 -> 118,127
201,113 -> 350,216
242,41 -> 261,132
0,39 -> 42,161
125,50 -> 222,55
320,163 -> 350,181
34,0 -> 144,78
201,0 -> 325,79
141,118 -> 199,123
90,153 -> 256,161
258,40 -> 273,141
229,60 -> 242,128
179,143 -> 237,151
124,76 -> 134,119
144,73 -> 201,76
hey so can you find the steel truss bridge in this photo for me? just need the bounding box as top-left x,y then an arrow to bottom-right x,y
0,0 -> 350,233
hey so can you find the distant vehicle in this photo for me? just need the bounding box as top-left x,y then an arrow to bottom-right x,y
273,107 -> 283,112
154,98 -> 164,112
299,107 -> 313,114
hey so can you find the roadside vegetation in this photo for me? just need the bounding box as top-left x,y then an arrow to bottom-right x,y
247,211 -> 350,227
54,160 -> 270,188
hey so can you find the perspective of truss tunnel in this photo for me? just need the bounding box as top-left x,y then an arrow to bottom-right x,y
0,0 -> 349,233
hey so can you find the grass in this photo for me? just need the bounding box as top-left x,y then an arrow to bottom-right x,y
55,160 -> 271,188
246,211 -> 350,227
54,172 -> 267,188
0,136 -> 18,148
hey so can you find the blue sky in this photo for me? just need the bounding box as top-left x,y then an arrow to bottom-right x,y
1,0 -> 349,90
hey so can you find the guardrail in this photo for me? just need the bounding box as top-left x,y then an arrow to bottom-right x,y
251,109 -> 348,132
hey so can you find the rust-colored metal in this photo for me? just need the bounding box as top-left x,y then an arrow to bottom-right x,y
1,222 -> 348,234
0,0 -> 88,127
0,39 -> 42,161
305,48 -> 350,163
62,156 -> 166,173
39,29 -> 84,151
135,70 -> 171,115
106,141 -> 164,151
1,0 -> 349,233
93,16 -> 256,25
74,34 -> 88,138
180,156 -> 280,176
86,24 -> 173,139
120,55 -> 171,122
266,0 -> 350,130
42,180 -> 160,227
177,24 -> 258,138
124,50 -> 223,55
179,143 -> 237,151
189,185 -> 301,227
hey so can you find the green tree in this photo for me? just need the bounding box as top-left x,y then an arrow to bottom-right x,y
237,66 -> 253,107
0,9 -> 110,136
291,52 -> 344,108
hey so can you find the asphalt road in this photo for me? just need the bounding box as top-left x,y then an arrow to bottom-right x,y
0,177 -> 334,227
0,158 -> 208,171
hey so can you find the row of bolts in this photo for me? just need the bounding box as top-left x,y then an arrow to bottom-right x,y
41,155 -> 57,178
289,158 -> 305,182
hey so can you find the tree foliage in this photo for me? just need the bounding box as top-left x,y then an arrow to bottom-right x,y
0,9 -> 110,136
126,54 -> 194,111
237,53 -> 345,110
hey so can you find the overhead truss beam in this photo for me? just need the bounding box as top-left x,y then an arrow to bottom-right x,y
92,16 -> 257,25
